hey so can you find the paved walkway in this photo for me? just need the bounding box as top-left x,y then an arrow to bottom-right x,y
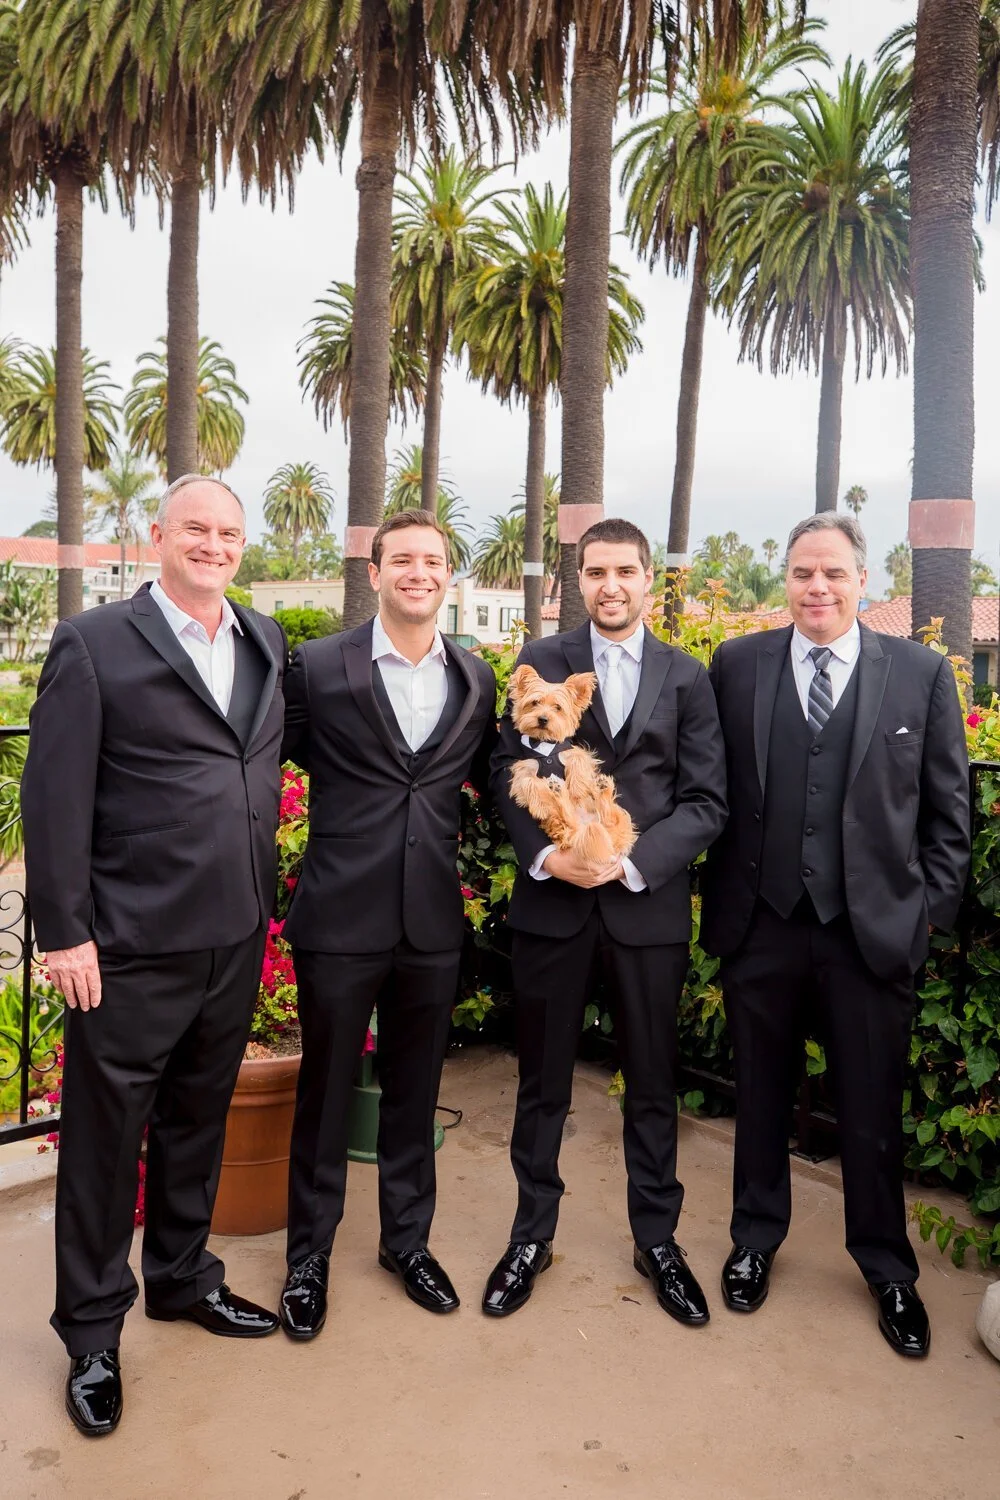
0,1048 -> 997,1500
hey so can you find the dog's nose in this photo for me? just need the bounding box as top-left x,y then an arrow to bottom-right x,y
536,715 -> 548,727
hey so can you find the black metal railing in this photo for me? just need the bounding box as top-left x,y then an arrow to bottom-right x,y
0,724 -> 63,1146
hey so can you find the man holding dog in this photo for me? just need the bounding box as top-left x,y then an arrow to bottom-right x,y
484,518 -> 727,1322
701,513 -> 970,1357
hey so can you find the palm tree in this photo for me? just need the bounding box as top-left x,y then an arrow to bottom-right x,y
843,484 -> 868,519
391,148 -> 509,511
472,513 -> 525,591
124,337 -> 247,477
617,20 -> 828,588
511,474 -> 562,602
454,182 -> 642,638
885,540 -> 913,598
723,557 -> 783,610
263,463 -> 335,566
762,537 -> 779,567
384,444 -> 473,572
1,345 -> 119,472
85,451 -> 158,598
714,59 -> 910,514
297,281 -> 426,435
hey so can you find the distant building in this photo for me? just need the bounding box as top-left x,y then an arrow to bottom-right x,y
0,537 -> 162,608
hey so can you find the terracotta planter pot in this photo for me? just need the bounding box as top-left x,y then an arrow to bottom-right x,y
211,1052 -> 301,1237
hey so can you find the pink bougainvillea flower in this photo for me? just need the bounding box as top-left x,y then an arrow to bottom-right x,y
968,712 -> 983,728
285,876 -> 298,891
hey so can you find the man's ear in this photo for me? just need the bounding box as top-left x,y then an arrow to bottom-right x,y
565,672 -> 597,712
507,663 -> 538,706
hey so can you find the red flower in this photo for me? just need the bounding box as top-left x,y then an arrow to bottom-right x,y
968,712 -> 983,728
285,875 -> 298,891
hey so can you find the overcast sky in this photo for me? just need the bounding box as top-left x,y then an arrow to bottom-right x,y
1,0 -> 993,596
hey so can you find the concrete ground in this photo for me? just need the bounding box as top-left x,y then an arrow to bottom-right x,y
0,1047 -> 997,1500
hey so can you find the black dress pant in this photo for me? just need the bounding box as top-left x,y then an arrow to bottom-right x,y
286,942 -> 460,1265
722,900 -> 918,1284
509,913 -> 689,1249
51,932 -> 265,1357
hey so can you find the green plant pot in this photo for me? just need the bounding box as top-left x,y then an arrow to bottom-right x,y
346,1054 -> 444,1163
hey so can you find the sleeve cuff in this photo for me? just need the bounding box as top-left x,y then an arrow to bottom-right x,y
619,856 -> 647,893
529,845 -> 557,880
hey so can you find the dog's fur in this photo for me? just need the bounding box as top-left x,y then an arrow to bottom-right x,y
506,663 -> 636,864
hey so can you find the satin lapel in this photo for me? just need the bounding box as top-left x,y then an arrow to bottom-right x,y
618,629 -> 673,763
229,601 -> 279,749
128,587 -> 232,732
846,627 -> 890,790
344,621 -> 409,771
562,625 -> 615,754
423,637 -> 481,771
753,627 -> 791,796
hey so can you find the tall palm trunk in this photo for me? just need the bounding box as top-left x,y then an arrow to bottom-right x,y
344,53 -> 401,629
420,341 -> 445,513
557,40 -> 620,630
909,0 -> 978,666
54,162 -> 86,621
815,300 -> 846,513
119,513 -> 127,600
166,125 -> 201,482
664,238 -> 710,627
523,389 -> 546,640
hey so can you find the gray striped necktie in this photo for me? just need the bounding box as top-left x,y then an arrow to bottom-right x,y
807,646 -> 834,734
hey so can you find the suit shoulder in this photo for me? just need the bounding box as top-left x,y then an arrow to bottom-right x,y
294,629 -> 348,663
657,638 -> 709,679
872,631 -> 947,677
56,599 -> 134,647
712,629 -> 780,665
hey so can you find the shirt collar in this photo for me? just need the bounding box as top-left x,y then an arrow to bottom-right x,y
371,612 -> 447,668
150,579 -> 241,638
589,620 -> 645,665
791,618 -> 860,665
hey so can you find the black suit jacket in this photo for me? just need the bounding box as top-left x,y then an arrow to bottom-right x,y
701,624 -> 971,978
21,582 -> 286,956
490,623 -> 728,945
281,619 -> 497,954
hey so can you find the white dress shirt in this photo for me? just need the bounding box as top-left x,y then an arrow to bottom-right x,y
529,620 -> 647,893
790,621 -> 861,719
149,579 -> 241,713
372,613 -> 449,751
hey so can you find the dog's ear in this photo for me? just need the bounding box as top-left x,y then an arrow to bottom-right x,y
507,664 -> 538,706
565,672 -> 597,712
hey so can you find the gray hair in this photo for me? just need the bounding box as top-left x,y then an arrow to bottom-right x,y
784,512 -> 867,572
155,474 -> 246,527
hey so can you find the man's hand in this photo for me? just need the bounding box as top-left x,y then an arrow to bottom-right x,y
542,849 -> 624,889
45,941 -> 102,1011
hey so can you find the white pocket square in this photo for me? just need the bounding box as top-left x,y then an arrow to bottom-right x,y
895,726 -> 910,734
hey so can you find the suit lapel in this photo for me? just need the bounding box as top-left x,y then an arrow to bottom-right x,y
228,600 -> 279,749
128,584 -> 233,732
753,626 -> 791,795
344,620 -> 409,771
422,638 -> 481,771
846,626 -> 890,790
617,628 -> 674,763
562,624 -> 615,754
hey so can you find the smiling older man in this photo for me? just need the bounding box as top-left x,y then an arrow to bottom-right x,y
21,476 -> 287,1437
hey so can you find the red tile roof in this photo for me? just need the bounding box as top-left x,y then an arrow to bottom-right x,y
0,536 -> 160,567
683,594 -> 999,645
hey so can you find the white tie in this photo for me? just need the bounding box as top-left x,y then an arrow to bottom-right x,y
603,644 -> 625,737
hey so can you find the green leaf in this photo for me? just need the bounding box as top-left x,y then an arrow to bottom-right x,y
583,1004 -> 599,1031
915,1120 -> 937,1146
964,1044 -> 999,1092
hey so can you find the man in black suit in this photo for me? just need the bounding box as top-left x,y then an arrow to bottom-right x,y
702,513 -> 970,1357
21,476 -> 287,1438
482,518 -> 727,1322
277,509 -> 496,1339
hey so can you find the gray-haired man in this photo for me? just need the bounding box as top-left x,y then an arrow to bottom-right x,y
700,514 -> 970,1357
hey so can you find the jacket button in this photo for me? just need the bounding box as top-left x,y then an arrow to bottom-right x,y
753,811 -> 761,822
810,746 -> 821,756
244,754 -> 250,765
809,785 -> 818,794
805,827 -> 814,836
803,866 -> 813,877
407,835 -> 417,846
412,784 -> 421,793
750,860 -> 757,871
252,810 -> 260,821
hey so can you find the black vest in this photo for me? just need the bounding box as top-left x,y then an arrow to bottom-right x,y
372,653 -> 466,774
225,627 -> 269,746
759,648 -> 859,924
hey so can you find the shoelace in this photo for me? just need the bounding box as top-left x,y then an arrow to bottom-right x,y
289,1253 -> 328,1285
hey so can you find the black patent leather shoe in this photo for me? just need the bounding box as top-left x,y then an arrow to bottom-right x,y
482,1241 -> 553,1317
279,1252 -> 330,1341
870,1280 -> 930,1358
634,1241 -> 710,1326
378,1242 -> 460,1314
722,1245 -> 775,1313
145,1282 -> 279,1338
66,1349 -> 122,1438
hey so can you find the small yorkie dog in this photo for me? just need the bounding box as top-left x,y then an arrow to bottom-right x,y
505,663 -> 636,863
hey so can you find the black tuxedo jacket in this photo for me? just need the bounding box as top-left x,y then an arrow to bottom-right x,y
22,582 -> 286,956
701,624 -> 971,978
280,619 -> 497,954
490,623 -> 728,946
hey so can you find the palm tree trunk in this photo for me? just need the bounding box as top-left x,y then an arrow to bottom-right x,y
557,39 -> 620,630
664,238 -> 710,628
166,125 -> 201,482
54,163 -> 86,621
421,343 -> 445,513
119,512 -> 127,600
909,0 -> 978,666
343,54 -> 401,629
815,301 -> 846,513
523,390 -> 546,641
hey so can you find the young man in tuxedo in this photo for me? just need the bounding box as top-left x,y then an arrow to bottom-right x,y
277,509 -> 497,1338
702,513 -> 970,1357
483,518 -> 727,1323
21,477 -> 287,1438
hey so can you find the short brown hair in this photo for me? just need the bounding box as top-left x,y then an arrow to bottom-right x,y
371,509 -> 450,568
576,517 -> 652,571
